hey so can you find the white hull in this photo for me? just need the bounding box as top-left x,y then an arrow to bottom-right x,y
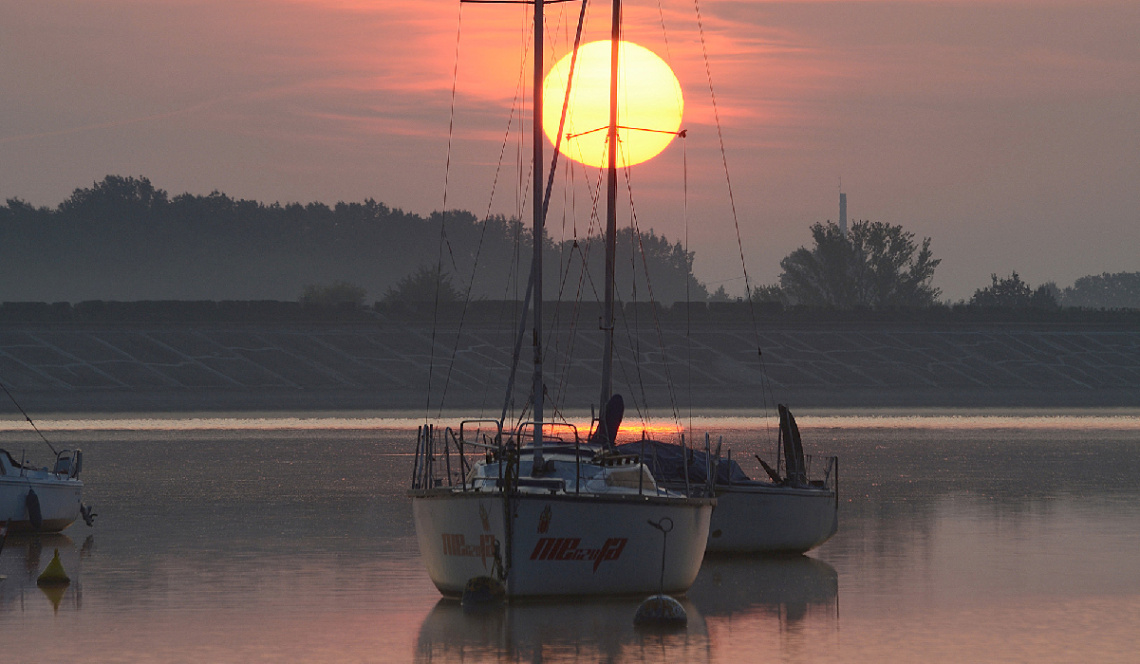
0,476 -> 83,532
412,490 -> 712,597
704,483 -> 837,553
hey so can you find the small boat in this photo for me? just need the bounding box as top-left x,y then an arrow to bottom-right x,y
617,405 -> 838,554
0,448 -> 85,533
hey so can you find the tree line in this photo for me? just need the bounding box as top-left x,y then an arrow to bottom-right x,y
0,175 -> 703,306
3,175 -> 1137,310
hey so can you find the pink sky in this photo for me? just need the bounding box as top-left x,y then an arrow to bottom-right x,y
3,0 -> 1138,299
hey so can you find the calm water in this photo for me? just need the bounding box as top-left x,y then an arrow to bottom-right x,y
2,416 -> 1139,663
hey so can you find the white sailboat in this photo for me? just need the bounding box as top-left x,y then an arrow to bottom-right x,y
0,386 -> 88,533
618,405 -> 838,553
409,0 -> 713,598
0,447 -> 84,533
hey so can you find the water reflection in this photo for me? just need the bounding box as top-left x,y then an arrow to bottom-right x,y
0,424 -> 1133,663
415,597 -> 710,663
0,533 -> 81,614
689,554 -> 838,625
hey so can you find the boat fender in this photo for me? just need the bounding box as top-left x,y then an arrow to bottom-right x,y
26,488 -> 43,530
461,575 -> 505,611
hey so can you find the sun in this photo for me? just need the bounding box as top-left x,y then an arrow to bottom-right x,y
542,40 -> 683,169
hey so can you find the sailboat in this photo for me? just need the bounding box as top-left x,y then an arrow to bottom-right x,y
408,0 -> 713,597
0,448 -> 84,532
617,405 -> 838,553
0,385 -> 88,532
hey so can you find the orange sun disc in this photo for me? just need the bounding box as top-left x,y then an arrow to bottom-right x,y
542,40 -> 683,169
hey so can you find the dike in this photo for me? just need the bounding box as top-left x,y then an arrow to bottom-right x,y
0,304 -> 1137,414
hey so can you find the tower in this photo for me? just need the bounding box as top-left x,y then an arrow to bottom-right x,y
839,192 -> 847,237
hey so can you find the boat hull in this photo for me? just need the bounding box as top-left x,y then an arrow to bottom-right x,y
411,490 -> 713,597
0,476 -> 83,533
705,484 -> 837,554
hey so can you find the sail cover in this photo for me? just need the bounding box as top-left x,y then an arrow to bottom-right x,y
614,440 -> 752,486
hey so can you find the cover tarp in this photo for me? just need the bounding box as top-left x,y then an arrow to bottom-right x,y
614,440 -> 753,486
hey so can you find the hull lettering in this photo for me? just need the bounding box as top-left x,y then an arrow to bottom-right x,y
529,537 -> 628,572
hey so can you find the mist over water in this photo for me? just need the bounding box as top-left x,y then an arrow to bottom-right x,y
1,417 -> 1137,663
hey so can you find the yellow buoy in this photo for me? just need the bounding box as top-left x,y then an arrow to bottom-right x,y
37,548 -> 70,586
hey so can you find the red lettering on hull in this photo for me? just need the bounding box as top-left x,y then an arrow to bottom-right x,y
528,537 -> 628,572
441,533 -> 497,570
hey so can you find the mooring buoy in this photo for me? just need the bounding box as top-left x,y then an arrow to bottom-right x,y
37,548 -> 71,586
634,593 -> 688,628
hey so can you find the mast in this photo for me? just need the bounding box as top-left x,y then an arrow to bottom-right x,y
532,0 -> 546,466
599,0 -> 620,422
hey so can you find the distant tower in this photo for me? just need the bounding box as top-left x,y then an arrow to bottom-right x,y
839,192 -> 847,237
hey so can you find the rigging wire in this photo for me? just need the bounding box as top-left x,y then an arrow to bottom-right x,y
446,8 -> 535,420
655,0 -> 695,440
622,156 -> 683,431
426,1 -> 467,419
693,0 -> 776,440
497,0 -> 590,426
0,380 -> 58,457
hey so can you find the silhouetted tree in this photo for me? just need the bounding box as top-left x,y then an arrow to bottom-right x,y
556,227 -> 709,305
777,220 -> 940,308
58,175 -> 168,224
383,265 -> 465,303
1060,272 -> 1140,309
0,175 -> 713,303
971,272 -> 1057,308
708,285 -> 732,302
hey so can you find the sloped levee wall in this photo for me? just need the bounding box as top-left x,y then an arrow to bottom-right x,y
0,314 -> 1137,413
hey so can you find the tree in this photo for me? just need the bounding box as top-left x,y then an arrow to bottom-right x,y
1060,272 -> 1140,309
970,272 -> 1057,308
777,220 -> 941,308
555,227 -> 709,305
58,175 -> 168,224
299,281 -> 368,307
383,265 -> 465,303
708,285 -> 732,302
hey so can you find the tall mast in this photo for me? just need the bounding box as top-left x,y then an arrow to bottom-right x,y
532,0 -> 546,464
599,0 -> 620,421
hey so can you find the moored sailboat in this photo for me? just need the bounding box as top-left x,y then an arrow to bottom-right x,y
617,405 -> 838,553
0,384 -> 89,533
408,0 -> 713,598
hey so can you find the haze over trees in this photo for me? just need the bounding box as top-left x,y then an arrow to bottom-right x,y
1058,272 -> 1140,309
3,176 -> 1136,312
767,220 -> 941,309
0,176 -> 705,305
971,271 -> 1057,310
970,272 -> 1058,309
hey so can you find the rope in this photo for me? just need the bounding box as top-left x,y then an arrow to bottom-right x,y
426,2 -> 466,419
623,161 -> 682,431
683,134 -> 694,438
440,9 -> 540,420
694,0 -> 775,446
0,380 -> 57,457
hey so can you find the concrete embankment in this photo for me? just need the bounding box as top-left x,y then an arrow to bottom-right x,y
0,312 -> 1137,414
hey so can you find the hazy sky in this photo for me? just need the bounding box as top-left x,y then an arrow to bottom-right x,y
4,0 -> 1138,300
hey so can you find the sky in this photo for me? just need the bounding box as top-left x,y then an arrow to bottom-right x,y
3,0 -> 1138,300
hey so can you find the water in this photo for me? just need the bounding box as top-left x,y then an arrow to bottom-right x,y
1,417 -> 1138,662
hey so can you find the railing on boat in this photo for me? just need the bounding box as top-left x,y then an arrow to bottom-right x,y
777,453 -> 839,504
410,420 -> 677,498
